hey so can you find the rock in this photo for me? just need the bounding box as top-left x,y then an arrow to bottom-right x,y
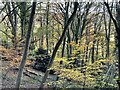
32,48 -> 55,75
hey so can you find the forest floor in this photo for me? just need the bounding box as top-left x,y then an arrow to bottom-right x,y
0,46 -> 57,89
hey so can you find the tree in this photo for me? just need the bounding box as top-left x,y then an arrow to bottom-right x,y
19,2 -> 27,40
15,2 -> 36,89
61,2 -> 69,57
6,2 -> 17,49
104,2 -> 120,88
39,2 -> 79,88
46,2 -> 49,53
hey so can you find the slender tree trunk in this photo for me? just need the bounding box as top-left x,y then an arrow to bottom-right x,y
101,38 -> 105,59
20,2 -> 26,39
15,2 -> 36,89
91,43 -> 95,63
103,4 -> 112,59
40,17 -> 43,48
96,40 -> 99,60
85,28 -> 89,62
5,29 -> 8,49
80,2 -> 92,39
96,14 -> 103,60
67,28 -> 71,58
116,3 -> 120,88
61,2 -> 69,57
12,3 -> 17,49
39,3 -> 43,48
106,17 -> 111,58
61,37 -> 66,57
104,2 -> 120,88
91,16 -> 97,63
46,2 -> 49,53
75,17 -> 80,44
50,19 -> 55,54
6,2 -> 17,49
39,2 -> 78,89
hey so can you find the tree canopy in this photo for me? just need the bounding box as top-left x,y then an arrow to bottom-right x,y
0,1 -> 120,89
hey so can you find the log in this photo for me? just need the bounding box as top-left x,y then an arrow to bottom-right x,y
25,69 -> 39,76
23,70 -> 41,82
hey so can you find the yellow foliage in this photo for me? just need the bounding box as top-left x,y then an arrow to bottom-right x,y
69,41 -> 76,46
50,56 -> 116,88
58,69 -> 84,82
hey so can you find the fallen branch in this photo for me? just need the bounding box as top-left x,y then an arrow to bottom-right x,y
23,70 -> 41,82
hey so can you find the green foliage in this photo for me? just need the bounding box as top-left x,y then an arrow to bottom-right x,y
0,2 -> 118,89
49,57 -> 117,88
47,79 -> 66,88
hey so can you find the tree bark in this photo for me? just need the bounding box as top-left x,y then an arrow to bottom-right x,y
15,2 -> 36,89
61,2 -> 69,57
46,2 -> 49,53
61,37 -> 66,57
20,2 -> 26,39
39,2 -> 79,89
104,2 -> 120,88
6,2 -> 17,49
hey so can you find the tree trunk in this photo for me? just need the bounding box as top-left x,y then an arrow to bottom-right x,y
104,2 -> 120,88
61,2 -> 69,57
67,28 -> 71,58
61,37 -> 66,57
116,3 -> 120,88
6,2 -> 17,49
103,4 -> 112,59
46,2 -> 49,53
39,2 -> 79,89
91,13 -> 97,63
15,2 -> 36,89
20,2 -> 26,39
